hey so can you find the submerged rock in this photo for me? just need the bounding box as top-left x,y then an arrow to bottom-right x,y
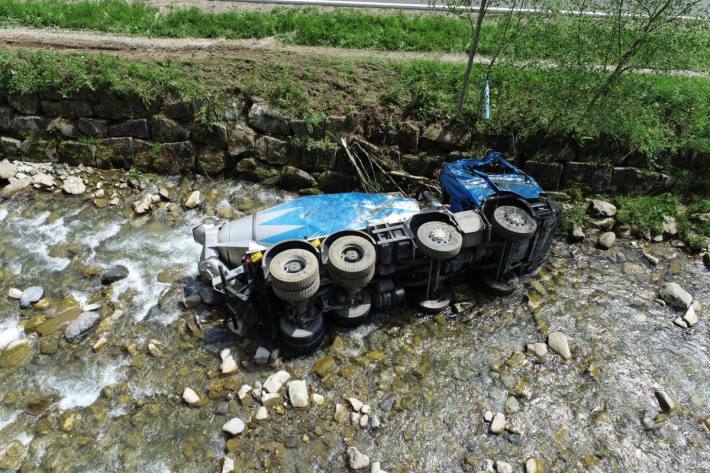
654,389 -> 676,413
0,339 -> 34,368
101,265 -> 129,284
659,282 -> 692,309
182,388 -> 200,405
64,311 -> 101,341
346,447 -> 370,470
222,418 -> 245,435
20,286 -> 44,309
0,440 -> 28,471
547,331 -> 572,360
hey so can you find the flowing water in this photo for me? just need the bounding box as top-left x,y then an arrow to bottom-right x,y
0,177 -> 708,473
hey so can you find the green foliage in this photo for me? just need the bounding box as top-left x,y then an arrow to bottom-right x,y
0,0 -> 707,71
558,202 -> 590,234
0,49 -> 203,103
615,194 -> 681,235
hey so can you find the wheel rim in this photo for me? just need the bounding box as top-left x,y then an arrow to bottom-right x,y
428,226 -> 452,245
283,256 -> 307,274
340,244 -> 364,264
502,208 -> 527,228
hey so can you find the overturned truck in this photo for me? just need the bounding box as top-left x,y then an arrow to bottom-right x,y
193,152 -> 560,352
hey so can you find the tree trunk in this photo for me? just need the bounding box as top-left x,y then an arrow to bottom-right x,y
456,0 -> 488,115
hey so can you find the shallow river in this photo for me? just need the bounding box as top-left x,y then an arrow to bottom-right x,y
0,178 -> 708,473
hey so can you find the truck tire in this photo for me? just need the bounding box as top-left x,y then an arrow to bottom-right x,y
269,248 -> 320,291
491,205 -> 537,241
279,314 -> 325,353
272,279 -> 320,302
330,289 -> 372,327
415,221 -> 463,260
327,235 -> 376,287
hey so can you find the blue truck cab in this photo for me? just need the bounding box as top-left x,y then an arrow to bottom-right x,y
193,151 -> 560,352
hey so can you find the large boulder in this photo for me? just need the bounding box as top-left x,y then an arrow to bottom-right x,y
0,178 -> 31,198
101,265 -> 129,284
562,162 -> 612,192
597,231 -> 616,249
64,311 -> 102,341
192,122 -> 227,148
279,166 -> 315,190
0,105 -> 15,132
248,104 -> 290,137
61,176 -> 86,195
41,100 -> 92,118
255,135 -> 290,165
96,137 -> 140,170
0,136 -> 22,158
523,161 -> 563,189
8,93 -> 40,114
76,118 -> 109,138
420,123 -> 470,151
235,157 -> 278,182
197,148 -> 226,176
151,142 -> 195,174
21,139 -> 56,163
227,124 -> 256,158
0,159 -> 17,180
108,119 -> 151,139
151,117 -> 188,142
47,117 -> 76,139
0,339 -> 35,368
589,199 -> 617,218
11,116 -> 46,136
659,282 -> 692,309
58,141 -> 96,167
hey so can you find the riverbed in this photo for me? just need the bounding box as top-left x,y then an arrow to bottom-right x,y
0,174 -> 708,473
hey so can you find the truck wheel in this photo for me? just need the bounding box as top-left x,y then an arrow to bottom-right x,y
482,274 -> 518,296
491,206 -> 537,241
269,248 -> 320,291
416,221 -> 462,260
330,289 -> 372,327
327,235 -> 376,287
279,314 -> 325,353
273,279 -> 320,302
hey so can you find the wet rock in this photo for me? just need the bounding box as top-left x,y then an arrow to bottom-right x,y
371,461 -> 388,473
147,342 -> 162,357
683,305 -> 698,327
279,166 -> 315,191
183,190 -> 201,209
150,117 -> 188,142
0,159 -> 17,180
8,288 -> 23,299
62,175 -> 86,195
20,286 -> 44,308
662,216 -> 678,236
483,411 -> 494,422
254,406 -> 268,420
260,392 -> 282,407
182,388 -> 200,405
1,177 -> 31,197
547,331 -> 571,360
526,342 -> 548,362
659,282 -> 692,309
264,370 -> 291,393
495,461 -> 513,473
288,380 -> 309,408
93,336 -> 108,352
525,457 -> 542,473
101,265 -> 129,284
0,339 -> 34,368
642,250 -> 659,266
222,417 -> 245,435
589,199 -> 617,217
254,346 -> 270,365
133,194 -> 153,214
0,439 -> 28,470
64,311 -> 101,341
347,447 -> 370,470
311,392 -> 324,405
490,413 -> 506,434
504,396 -> 520,414
673,316 -> 688,328
569,223 -> 585,242
313,355 -> 336,378
248,103 -> 290,137
654,389 -> 676,412
237,385 -> 252,402
334,403 -> 349,423
220,349 -> 239,374
597,232 -> 616,249
32,173 -> 55,188
221,456 -> 235,473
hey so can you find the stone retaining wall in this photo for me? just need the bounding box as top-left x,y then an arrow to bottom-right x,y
0,90 -> 685,194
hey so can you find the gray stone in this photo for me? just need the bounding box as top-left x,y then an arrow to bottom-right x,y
0,136 -> 22,158
41,100 -> 92,118
346,447 -> 370,470
21,139 -> 56,162
8,93 -> 40,114
76,118 -> 109,138
96,137 -> 142,169
569,223 -> 585,242
248,103 -> 290,137
235,157 -> 277,182
279,166 -> 315,190
151,141 -> 195,174
662,216 -> 678,236
163,95 -> 197,122
151,116 -> 188,142
11,116 -> 46,136
589,199 -> 617,217
0,159 -> 17,180
32,173 -> 55,188
547,331 -> 571,360
504,396 -> 520,414
62,176 -> 86,195
20,286 -> 44,308
420,123 -> 470,151
654,389 -> 676,412
523,161 -> 563,189
598,232 -> 616,249
611,167 -> 670,192
495,461 -> 513,473
102,265 -> 129,284
184,190 -> 201,209
254,347 -> 270,365
47,117 -> 76,138
197,147 -> 226,176
223,98 -> 245,122
192,122 -> 227,147
0,105 -> 15,132
58,141 -> 96,167
64,311 -> 101,341
526,342 -> 548,361
562,162 -> 612,192
108,119 -> 151,139
683,305 -> 698,327
490,412 -> 506,434
0,178 -> 31,197
288,380 -> 309,408
227,124 -> 256,157
255,135 -> 290,165
659,282 -> 692,309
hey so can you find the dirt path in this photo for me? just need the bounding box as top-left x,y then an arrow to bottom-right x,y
0,26 -> 706,78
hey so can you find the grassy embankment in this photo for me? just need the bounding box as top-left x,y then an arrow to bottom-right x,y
0,0 -> 708,72
1,49 -> 708,245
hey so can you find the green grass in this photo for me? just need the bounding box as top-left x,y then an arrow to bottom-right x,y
0,0 -> 708,72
